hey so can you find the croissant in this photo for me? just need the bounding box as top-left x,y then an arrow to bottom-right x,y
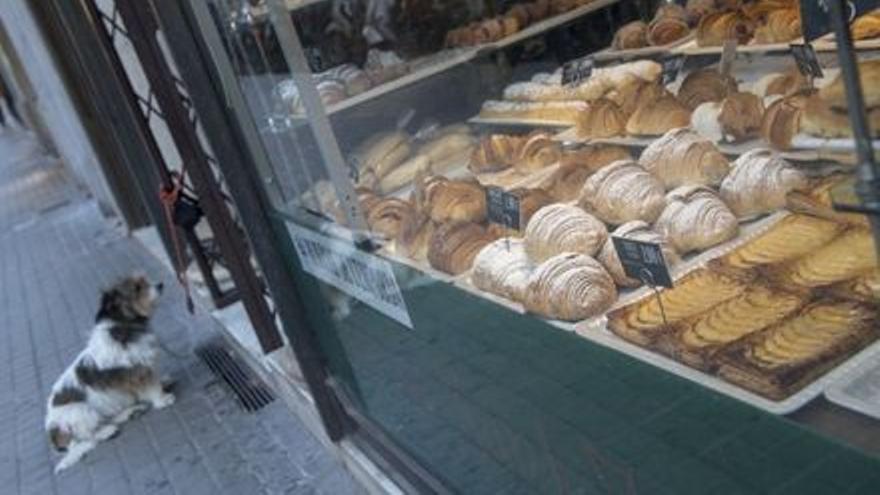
655,185 -> 739,253
598,221 -> 680,287
471,237 -> 533,301
818,59 -> 880,110
578,160 -> 666,225
469,134 -> 521,174
720,149 -> 807,218
516,132 -> 562,173
366,198 -> 412,239
753,8 -> 801,44
761,92 -> 810,150
427,221 -> 499,275
852,10 -> 880,40
548,145 -> 632,201
575,99 -> 627,138
648,14 -> 691,46
524,204 -> 608,262
718,91 -> 765,141
512,187 -> 555,231
424,177 -> 487,224
612,21 -> 649,50
685,0 -> 716,26
751,69 -> 807,98
524,253 -> 617,321
396,212 -> 435,261
677,69 -> 737,110
625,95 -> 692,136
697,10 -> 755,47
639,128 -> 730,189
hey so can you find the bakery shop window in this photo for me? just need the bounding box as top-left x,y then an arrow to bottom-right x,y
199,0 -> 880,493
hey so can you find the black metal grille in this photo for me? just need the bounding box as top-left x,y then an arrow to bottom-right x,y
196,341 -> 275,413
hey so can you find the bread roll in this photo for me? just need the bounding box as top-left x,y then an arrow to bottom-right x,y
427,222 -> 500,275
612,21 -> 648,50
354,132 -> 412,179
469,134 -> 521,173
420,131 -> 475,168
625,95 -> 692,136
424,177 -> 487,223
677,69 -> 737,110
524,253 -> 617,321
575,99 -> 627,138
720,149 -> 807,218
471,238 -> 533,301
655,185 -> 739,253
639,128 -> 730,188
516,132 -> 562,173
697,10 -> 755,46
598,221 -> 680,287
819,59 -> 880,110
761,92 -> 810,150
578,160 -> 666,225
524,204 -> 608,262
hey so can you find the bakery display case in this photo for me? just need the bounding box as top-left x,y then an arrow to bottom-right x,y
193,0 -> 880,492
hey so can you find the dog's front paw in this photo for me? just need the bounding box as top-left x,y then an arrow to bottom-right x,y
152,393 -> 175,409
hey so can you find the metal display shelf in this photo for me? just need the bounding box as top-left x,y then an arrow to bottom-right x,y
671,37 -> 880,56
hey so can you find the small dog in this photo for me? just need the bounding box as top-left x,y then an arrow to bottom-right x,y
45,275 -> 173,472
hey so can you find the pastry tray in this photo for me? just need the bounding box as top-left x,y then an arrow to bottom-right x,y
825,346 -> 880,420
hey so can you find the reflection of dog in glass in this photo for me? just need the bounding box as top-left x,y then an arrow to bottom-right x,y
45,275 -> 173,472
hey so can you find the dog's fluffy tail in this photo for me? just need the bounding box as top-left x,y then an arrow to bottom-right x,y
48,426 -> 71,452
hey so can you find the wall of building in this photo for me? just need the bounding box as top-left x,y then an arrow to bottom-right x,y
0,0 -> 120,216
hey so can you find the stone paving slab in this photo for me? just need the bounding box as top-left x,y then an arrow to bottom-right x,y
0,130 -> 364,495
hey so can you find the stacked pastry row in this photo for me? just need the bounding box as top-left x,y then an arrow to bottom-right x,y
608,200 -> 878,400
445,0 -> 595,48
611,0 -> 709,50
351,125 -> 476,194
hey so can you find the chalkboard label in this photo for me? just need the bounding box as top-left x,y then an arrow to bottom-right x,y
800,0 -> 880,41
486,187 -> 521,231
791,43 -> 824,78
562,56 -> 594,86
661,55 -> 686,86
611,237 -> 673,288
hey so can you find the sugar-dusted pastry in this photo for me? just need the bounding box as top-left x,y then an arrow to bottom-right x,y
655,185 -> 739,253
761,92 -> 810,150
598,221 -> 679,287
574,98 -> 626,138
396,212 -> 435,261
516,131 -> 562,173
677,69 -> 737,110
427,221 -> 500,275
424,177 -> 487,224
819,59 -> 880,110
578,160 -> 666,225
524,204 -> 608,262
720,149 -> 807,218
502,81 -> 580,102
715,213 -> 841,270
612,21 -> 648,50
608,269 -> 749,344
775,228 -> 878,288
697,10 -> 755,47
639,128 -> 730,189
471,237 -> 533,301
625,95 -> 692,136
524,253 -> 617,321
469,134 -> 522,174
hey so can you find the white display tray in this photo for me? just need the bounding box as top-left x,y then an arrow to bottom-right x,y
825,345 -> 880,420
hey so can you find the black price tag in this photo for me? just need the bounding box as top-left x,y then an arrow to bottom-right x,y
800,0 -> 880,41
561,56 -> 594,86
486,187 -> 521,231
661,55 -> 685,86
790,43 -> 824,79
611,237 -> 673,288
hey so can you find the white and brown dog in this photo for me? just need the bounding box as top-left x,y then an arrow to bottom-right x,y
45,275 -> 174,472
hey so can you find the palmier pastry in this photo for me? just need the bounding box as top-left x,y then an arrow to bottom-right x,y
720,149 -> 807,218
424,177 -> 487,224
697,10 -> 755,46
655,186 -> 739,253
575,99 -> 627,138
625,95 -> 692,136
524,253 -> 617,321
524,204 -> 608,262
639,128 -> 730,189
774,228 -> 878,288
818,59 -> 880,110
578,160 -> 666,225
471,238 -> 533,301
598,221 -> 679,287
612,21 -> 649,50
677,69 -> 737,110
396,212 -> 435,261
469,134 -> 522,174
366,198 -> 412,239
761,92 -> 811,150
427,221 -> 500,275
516,132 -> 562,173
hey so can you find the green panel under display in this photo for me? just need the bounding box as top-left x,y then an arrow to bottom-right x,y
289,243 -> 880,493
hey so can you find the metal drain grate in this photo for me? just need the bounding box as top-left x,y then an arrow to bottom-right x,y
196,341 -> 275,412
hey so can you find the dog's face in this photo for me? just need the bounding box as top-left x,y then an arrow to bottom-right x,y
97,275 -> 164,322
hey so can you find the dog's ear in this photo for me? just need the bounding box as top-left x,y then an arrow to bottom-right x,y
95,289 -> 119,322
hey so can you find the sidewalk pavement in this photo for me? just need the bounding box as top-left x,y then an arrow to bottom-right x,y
0,130 -> 364,495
